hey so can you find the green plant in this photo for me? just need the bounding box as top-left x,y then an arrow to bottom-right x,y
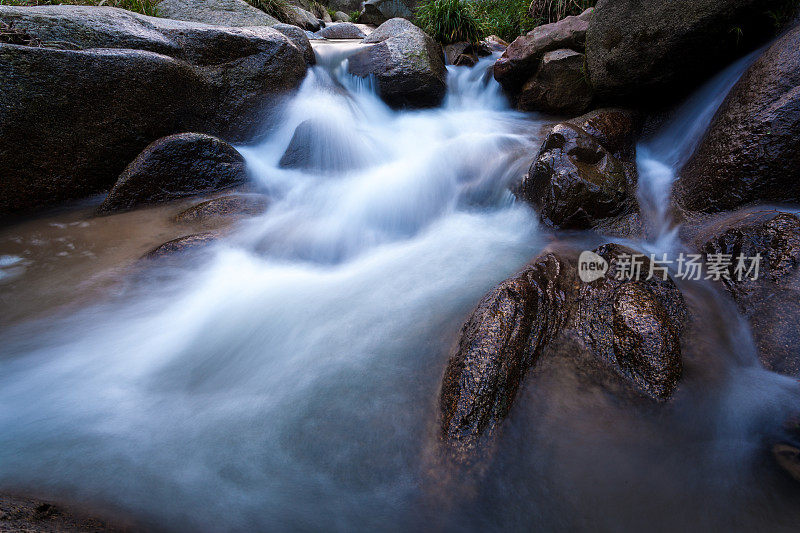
472,0 -> 536,42
415,0 -> 483,44
326,7 -> 336,18
766,0 -> 800,31
528,0 -> 595,24
348,10 -> 360,22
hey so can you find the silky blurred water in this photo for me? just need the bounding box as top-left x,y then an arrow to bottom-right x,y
1,42 -> 799,532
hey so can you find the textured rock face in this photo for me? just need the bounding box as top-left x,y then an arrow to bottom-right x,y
517,109 -> 641,230
494,10 -> 589,93
97,133 -> 248,214
493,9 -> 592,113
359,0 -> 416,25
285,5 -> 322,31
516,48 -> 591,114
333,11 -> 350,22
316,21 -> 365,39
586,0 -> 785,104
695,209 -> 800,377
675,25 -> 800,213
0,6 -> 307,216
273,23 -> 316,64
440,244 -> 688,462
144,232 -> 220,259
347,18 -> 446,108
157,0 -> 279,26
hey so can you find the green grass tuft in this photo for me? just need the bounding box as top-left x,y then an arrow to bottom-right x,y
415,0 -> 483,44
348,10 -> 359,22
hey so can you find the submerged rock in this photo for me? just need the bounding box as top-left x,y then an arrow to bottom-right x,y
157,0 -> 279,26
440,244 -> 688,463
144,232 -> 220,259
675,24 -> 800,213
0,6 -> 306,216
174,193 -> 270,223
316,21 -> 366,39
348,18 -> 446,108
694,209 -> 800,377
98,133 -> 248,214
278,118 -> 368,172
586,0 -> 785,104
517,109 -> 641,230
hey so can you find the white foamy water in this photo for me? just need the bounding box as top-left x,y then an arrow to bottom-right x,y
1,42 -> 799,532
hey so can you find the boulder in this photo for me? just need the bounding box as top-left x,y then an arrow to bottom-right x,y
674,25 -> 800,213
333,11 -> 350,22
285,5 -> 322,31
97,133 -> 248,214
694,209 -> 800,377
440,244 -> 688,462
444,42 -> 478,67
585,0 -> 786,104
0,6 -> 307,216
359,0 -> 416,25
328,0 -> 363,14
174,193 -> 270,223
348,18 -> 446,108
316,21 -> 365,39
493,9 -> 589,94
273,22 -> 316,64
157,0 -> 279,26
516,48 -> 591,115
279,118 -> 367,173
517,109 -> 641,229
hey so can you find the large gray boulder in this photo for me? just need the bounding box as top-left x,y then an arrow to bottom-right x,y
97,133 -> 248,214
157,0 -> 279,26
0,6 -> 307,216
285,5 -> 322,31
586,0 -> 786,104
359,0 -> 415,25
675,24 -> 800,213
347,18 -> 446,108
273,22 -> 315,64
316,21 -> 365,39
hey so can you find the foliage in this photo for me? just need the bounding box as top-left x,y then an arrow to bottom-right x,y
766,0 -> 800,31
528,0 -> 594,25
471,0 -> 537,43
415,0 -> 482,44
326,6 -> 336,18
348,10 -> 359,22
0,0 -> 159,16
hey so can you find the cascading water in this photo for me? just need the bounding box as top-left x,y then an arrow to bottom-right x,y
1,40 -> 799,532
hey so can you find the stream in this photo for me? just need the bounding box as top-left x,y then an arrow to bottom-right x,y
1,41 -> 799,532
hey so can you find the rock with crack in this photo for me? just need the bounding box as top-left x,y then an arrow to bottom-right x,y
439,244 -> 688,464
692,209 -> 800,377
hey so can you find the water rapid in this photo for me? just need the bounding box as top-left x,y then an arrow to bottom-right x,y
1,41 -> 799,532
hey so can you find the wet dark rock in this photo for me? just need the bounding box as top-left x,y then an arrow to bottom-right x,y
157,0 -> 279,26
516,48 -> 591,115
279,118 -> 367,172
316,21 -> 366,39
493,9 -> 590,97
274,23 -> 316,65
174,193 -> 270,223
675,24 -> 800,213
479,35 -> 508,54
0,493 -> 131,532
444,41 -> 478,66
586,0 -> 785,105
348,18 -> 446,109
144,232 -> 220,259
517,114 -> 639,229
694,209 -> 800,377
98,133 -> 248,214
0,6 -> 307,216
440,244 -> 688,462
773,443 -> 800,483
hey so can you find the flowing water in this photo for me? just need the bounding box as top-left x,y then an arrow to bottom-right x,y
1,42 -> 799,532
